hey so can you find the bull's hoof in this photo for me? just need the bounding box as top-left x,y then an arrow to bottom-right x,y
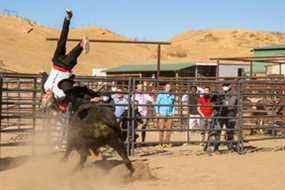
126,163 -> 135,176
72,165 -> 83,173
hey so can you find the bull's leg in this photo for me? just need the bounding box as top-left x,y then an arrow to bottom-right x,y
90,146 -> 100,156
109,138 -> 134,174
61,141 -> 73,162
73,147 -> 89,172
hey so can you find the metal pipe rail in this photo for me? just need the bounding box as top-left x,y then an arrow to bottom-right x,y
1,73 -> 285,156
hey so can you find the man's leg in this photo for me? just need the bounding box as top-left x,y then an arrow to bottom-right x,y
53,10 -> 73,60
189,114 -> 200,129
200,118 -> 206,143
61,36 -> 89,68
165,118 -> 173,144
61,43 -> 83,66
141,119 -> 147,143
158,119 -> 165,145
226,120 -> 235,142
189,116 -> 193,130
205,119 -> 211,143
219,119 -> 226,140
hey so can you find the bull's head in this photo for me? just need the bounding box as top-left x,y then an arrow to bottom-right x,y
58,75 -> 75,93
57,75 -> 105,114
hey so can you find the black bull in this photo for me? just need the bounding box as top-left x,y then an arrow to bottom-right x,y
59,84 -> 134,173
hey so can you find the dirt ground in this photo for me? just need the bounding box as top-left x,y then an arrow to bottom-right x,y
1,138 -> 285,190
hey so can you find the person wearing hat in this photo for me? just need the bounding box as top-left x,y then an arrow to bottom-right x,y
56,76 -> 94,112
219,83 -> 238,149
43,9 -> 89,111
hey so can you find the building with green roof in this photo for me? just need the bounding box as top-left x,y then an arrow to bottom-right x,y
103,62 -> 249,78
104,62 -> 217,78
253,45 -> 285,75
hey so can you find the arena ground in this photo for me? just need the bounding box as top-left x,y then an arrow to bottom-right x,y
1,137 -> 285,190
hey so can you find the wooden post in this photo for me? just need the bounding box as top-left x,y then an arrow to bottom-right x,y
195,65 -> 198,80
279,63 -> 282,75
216,60 -> 220,79
250,61 -> 253,77
0,76 -> 2,158
175,72 -> 179,79
156,44 -> 161,79
32,77 -> 37,155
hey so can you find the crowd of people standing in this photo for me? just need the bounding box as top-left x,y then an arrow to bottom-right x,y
101,81 -> 238,148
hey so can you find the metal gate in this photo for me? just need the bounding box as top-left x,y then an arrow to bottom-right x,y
1,73 -> 285,157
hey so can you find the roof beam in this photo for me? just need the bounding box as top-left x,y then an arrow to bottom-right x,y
46,38 -> 171,45
210,56 -> 285,62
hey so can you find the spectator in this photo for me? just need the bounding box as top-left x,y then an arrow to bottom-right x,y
91,91 -> 115,112
198,86 -> 213,144
219,83 -> 238,149
197,86 -> 205,95
182,86 -> 200,130
155,83 -> 175,147
134,83 -> 154,143
112,88 -> 128,119
120,100 -> 143,145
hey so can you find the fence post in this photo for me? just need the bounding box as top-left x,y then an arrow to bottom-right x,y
186,82 -> 190,144
131,78 -> 136,156
17,79 -> 21,133
5,79 -> 9,128
272,80 -> 277,137
237,80 -> 244,154
0,76 -> 3,158
126,77 -> 132,156
32,77 -> 37,155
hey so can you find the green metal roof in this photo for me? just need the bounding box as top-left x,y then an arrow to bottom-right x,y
253,44 -> 285,51
104,62 -> 196,73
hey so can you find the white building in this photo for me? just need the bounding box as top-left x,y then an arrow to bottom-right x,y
92,68 -> 107,77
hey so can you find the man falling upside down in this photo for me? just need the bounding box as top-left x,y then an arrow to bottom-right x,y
43,9 -> 89,112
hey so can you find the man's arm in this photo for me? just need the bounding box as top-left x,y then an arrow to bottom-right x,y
170,95 -> 176,115
136,111 -> 144,124
84,87 -> 101,98
197,98 -> 205,117
197,106 -> 204,117
182,94 -> 188,102
147,94 -> 154,104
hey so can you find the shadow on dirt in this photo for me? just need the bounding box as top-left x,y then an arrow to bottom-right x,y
0,156 -> 30,172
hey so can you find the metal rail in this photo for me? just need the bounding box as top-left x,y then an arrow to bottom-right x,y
0,73 -> 285,156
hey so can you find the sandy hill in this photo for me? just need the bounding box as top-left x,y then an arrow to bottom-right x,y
1,15 -> 285,75
167,29 -> 285,62
0,16 -> 154,75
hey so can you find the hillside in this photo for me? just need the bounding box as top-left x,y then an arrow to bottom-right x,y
0,16 -> 154,75
1,15 -> 285,75
167,29 -> 285,61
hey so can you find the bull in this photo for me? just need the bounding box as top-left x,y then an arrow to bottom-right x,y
57,78 -> 134,174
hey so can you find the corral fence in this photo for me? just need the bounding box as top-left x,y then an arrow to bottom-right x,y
1,72 -> 285,157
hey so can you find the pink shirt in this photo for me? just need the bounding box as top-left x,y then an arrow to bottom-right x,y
134,93 -> 154,117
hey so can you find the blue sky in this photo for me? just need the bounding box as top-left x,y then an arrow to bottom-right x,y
0,0 -> 284,40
